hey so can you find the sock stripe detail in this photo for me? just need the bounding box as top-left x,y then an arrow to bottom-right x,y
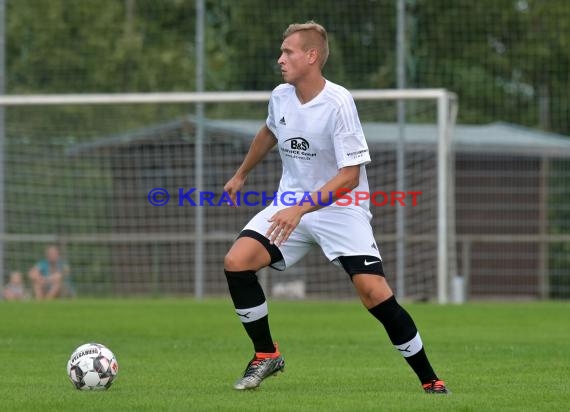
235,301 -> 268,323
394,332 -> 423,358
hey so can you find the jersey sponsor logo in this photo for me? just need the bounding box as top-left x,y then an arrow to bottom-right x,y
279,116 -> 286,125
280,137 -> 317,161
284,137 -> 309,151
346,149 -> 368,158
364,259 -> 381,266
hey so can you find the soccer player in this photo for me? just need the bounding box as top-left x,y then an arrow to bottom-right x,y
223,21 -> 448,394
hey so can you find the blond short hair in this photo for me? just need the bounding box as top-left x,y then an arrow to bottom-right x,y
283,21 -> 329,68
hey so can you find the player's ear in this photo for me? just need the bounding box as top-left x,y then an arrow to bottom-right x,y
307,48 -> 319,65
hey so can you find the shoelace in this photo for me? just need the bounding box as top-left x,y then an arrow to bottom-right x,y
423,380 -> 445,391
244,357 -> 264,375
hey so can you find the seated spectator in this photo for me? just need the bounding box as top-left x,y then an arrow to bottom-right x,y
28,245 -> 72,300
3,271 -> 28,301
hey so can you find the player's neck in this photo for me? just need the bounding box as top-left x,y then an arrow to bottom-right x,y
294,75 -> 326,104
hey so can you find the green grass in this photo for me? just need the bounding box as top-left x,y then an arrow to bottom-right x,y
1,300 -> 569,411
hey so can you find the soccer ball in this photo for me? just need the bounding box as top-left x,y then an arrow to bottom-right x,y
66,343 -> 119,390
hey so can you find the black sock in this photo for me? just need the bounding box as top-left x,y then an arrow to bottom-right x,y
369,295 -> 438,384
225,269 -> 276,353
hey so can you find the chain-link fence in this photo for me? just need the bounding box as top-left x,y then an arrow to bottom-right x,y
1,0 -> 569,300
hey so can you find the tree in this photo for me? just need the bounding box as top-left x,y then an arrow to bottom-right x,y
411,0 -> 569,134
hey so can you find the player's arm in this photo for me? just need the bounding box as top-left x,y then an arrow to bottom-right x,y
224,125 -> 277,205
302,165 -> 360,213
266,165 -> 361,246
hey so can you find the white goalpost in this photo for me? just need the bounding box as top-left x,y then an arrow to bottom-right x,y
0,89 -> 457,303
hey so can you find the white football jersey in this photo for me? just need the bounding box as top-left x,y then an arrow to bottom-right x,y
266,79 -> 372,212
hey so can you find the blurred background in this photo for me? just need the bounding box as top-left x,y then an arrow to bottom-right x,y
0,0 -> 569,301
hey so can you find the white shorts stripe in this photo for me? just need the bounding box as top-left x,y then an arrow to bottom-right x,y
235,301 -> 268,324
394,332 -> 423,358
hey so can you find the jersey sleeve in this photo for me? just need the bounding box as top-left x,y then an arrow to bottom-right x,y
332,94 -> 371,168
266,93 -> 277,136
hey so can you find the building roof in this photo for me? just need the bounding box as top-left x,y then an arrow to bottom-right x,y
67,116 -> 570,158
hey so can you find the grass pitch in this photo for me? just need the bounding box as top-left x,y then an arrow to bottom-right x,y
1,299 -> 569,411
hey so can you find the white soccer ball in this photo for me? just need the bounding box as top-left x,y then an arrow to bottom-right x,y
66,343 -> 119,390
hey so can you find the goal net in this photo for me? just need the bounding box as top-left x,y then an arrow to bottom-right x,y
0,90 -> 457,303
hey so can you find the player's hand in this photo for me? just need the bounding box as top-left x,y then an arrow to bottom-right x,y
223,174 -> 246,207
266,206 -> 304,246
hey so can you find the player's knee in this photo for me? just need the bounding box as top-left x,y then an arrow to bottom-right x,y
361,289 -> 389,308
224,240 -> 271,272
223,252 -> 236,271
354,276 -> 393,308
224,251 -> 247,272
